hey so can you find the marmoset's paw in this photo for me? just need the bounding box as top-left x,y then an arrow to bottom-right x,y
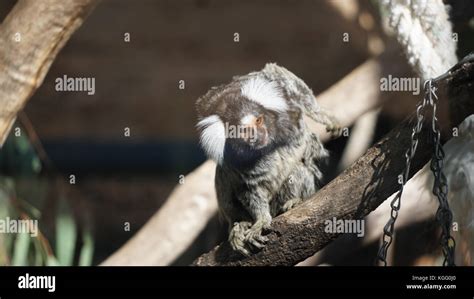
229,219 -> 273,256
281,197 -> 303,213
244,227 -> 269,250
229,221 -> 252,256
326,122 -> 342,138
243,219 -> 271,251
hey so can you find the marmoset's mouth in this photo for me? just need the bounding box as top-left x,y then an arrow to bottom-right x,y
247,129 -> 269,148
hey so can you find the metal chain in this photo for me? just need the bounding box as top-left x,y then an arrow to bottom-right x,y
376,82 -> 430,266
377,79 -> 456,266
427,80 -> 456,266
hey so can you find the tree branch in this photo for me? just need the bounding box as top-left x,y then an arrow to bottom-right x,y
193,114 -> 433,266
0,0 -> 99,146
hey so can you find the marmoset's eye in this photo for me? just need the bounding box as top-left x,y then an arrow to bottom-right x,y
256,115 -> 264,126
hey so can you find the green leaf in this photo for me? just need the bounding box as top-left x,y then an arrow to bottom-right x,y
11,233 -> 30,266
55,199 -> 77,266
30,236 -> 46,266
0,188 -> 10,219
78,229 -> 94,266
31,156 -> 42,174
46,255 -> 61,266
33,242 -> 43,266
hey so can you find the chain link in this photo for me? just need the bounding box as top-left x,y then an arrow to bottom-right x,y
427,80 -> 456,266
377,79 -> 456,266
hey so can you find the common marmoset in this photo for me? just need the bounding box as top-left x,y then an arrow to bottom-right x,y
196,63 -> 341,256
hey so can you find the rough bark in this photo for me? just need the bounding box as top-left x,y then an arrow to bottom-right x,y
0,0 -> 99,146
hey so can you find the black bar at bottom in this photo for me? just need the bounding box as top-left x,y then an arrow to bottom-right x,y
0,266 -> 472,298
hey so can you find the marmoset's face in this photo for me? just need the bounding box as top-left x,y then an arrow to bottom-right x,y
196,77 -> 302,168
218,94 -> 291,169
221,94 -> 276,149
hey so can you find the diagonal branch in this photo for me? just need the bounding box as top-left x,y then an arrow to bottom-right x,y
193,113 -> 433,266
0,0 -> 100,146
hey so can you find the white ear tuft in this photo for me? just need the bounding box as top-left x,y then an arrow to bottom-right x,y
196,115 -> 226,164
241,77 -> 287,112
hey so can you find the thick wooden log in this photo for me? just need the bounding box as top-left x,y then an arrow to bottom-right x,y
0,0 -> 99,146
